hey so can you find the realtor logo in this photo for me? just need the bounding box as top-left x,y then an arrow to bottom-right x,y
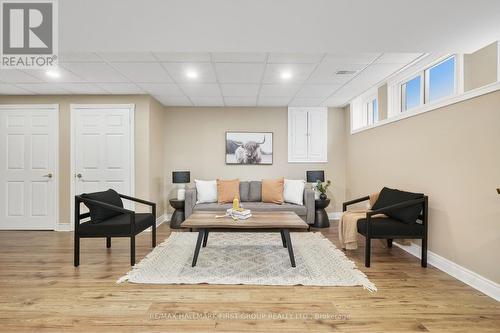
1,0 -> 58,68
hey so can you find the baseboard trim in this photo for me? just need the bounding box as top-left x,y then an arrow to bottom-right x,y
328,212 -> 342,220
145,213 -> 171,232
394,241 -> 500,302
56,223 -> 71,231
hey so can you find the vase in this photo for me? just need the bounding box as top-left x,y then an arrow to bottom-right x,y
319,193 -> 327,200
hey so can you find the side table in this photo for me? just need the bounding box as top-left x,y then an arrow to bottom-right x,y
313,199 -> 331,228
169,199 -> 185,229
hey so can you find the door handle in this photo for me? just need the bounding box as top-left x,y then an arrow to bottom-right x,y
76,173 -> 82,179
43,173 -> 53,178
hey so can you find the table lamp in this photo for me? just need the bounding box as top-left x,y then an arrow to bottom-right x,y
172,171 -> 190,200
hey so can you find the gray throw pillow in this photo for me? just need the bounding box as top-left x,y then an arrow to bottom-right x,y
239,181 -> 250,202
249,181 -> 262,202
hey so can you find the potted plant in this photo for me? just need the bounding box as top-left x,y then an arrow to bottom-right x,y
315,180 -> 331,200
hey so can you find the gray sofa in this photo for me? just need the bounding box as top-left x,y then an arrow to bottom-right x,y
185,181 -> 315,225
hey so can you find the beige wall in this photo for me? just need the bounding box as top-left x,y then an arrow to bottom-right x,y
464,42 -> 498,91
377,84 -> 388,121
345,90 -> 500,283
164,107 -> 346,213
149,98 -> 166,216
0,94 -> 165,224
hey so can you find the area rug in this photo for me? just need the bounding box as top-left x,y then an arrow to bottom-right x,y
117,232 -> 376,291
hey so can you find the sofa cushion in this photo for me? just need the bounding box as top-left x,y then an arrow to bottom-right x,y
262,178 -> 284,204
283,179 -> 305,205
357,217 -> 424,237
78,213 -> 154,236
80,189 -> 123,223
217,179 -> 240,204
193,202 -> 307,216
240,181 -> 250,202
195,179 -> 217,204
248,181 -> 262,202
371,187 -> 424,224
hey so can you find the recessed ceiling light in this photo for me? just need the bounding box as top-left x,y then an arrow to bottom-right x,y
281,71 -> 292,80
186,70 -> 198,79
45,69 -> 61,79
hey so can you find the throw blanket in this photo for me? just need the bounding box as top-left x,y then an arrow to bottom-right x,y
339,193 -> 383,250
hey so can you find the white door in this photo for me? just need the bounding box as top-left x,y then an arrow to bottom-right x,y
71,105 -> 133,209
0,105 -> 58,230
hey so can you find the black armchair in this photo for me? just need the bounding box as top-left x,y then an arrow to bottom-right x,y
343,188 -> 428,268
74,189 -> 156,267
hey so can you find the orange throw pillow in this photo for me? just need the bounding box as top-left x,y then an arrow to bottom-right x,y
262,178 -> 284,204
217,179 -> 240,204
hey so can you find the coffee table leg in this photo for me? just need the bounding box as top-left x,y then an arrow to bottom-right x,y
192,229 -> 205,267
282,229 -> 296,267
202,229 -> 209,247
280,230 -> 287,248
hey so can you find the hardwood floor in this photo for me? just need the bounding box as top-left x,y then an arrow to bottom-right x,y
0,223 -> 498,332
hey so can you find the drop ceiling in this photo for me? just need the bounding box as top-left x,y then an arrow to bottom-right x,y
0,52 -> 423,107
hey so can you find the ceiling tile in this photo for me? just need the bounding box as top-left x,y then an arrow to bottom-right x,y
23,67 -> 87,83
212,53 -> 267,63
268,53 -> 324,64
262,63 -> 316,83
307,62 -> 363,84
257,97 -> 292,107
191,96 -> 224,106
154,52 -> 211,62
14,83 -> 70,94
215,63 -> 265,83
375,53 -> 423,64
178,83 -> 221,97
111,62 -> 172,82
60,63 -> 129,82
153,95 -> 192,106
0,84 -> 32,94
289,98 -> 325,107
220,84 -> 259,97
61,83 -> 109,94
259,84 -> 301,97
223,96 -> 257,106
324,53 -> 381,64
162,62 -> 217,83
324,63 -> 405,106
138,83 -> 184,96
98,52 -> 156,62
0,70 -> 43,83
96,83 -> 145,94
295,84 -> 341,98
58,52 -> 102,62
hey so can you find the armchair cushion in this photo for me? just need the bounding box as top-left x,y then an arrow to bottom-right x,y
357,217 -> 424,237
371,187 -> 424,224
78,213 -> 154,236
80,189 -> 124,223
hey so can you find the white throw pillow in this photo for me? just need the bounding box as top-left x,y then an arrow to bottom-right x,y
283,179 -> 305,205
195,179 -> 217,204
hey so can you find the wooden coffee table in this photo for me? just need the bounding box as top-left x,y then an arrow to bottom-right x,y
181,211 -> 309,267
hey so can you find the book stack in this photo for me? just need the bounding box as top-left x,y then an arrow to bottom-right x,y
226,208 -> 252,220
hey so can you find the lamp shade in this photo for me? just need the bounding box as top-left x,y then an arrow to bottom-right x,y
172,171 -> 190,184
306,170 -> 325,183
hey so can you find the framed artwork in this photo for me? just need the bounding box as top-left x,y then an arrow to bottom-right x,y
225,132 -> 273,165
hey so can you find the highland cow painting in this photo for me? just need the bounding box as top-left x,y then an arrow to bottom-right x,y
225,132 -> 273,165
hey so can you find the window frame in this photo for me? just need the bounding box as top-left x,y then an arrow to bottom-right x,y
365,94 -> 378,126
350,87 -> 379,131
400,72 -> 424,112
389,54 -> 463,117
424,55 -> 458,104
